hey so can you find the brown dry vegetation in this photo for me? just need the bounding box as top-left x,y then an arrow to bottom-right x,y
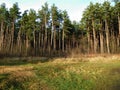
51,54 -> 120,63
0,55 -> 120,90
0,66 -> 33,74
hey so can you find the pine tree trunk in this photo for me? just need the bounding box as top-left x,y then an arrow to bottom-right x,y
51,22 -> 53,48
53,26 -> 56,51
38,32 -> 41,54
118,13 -> 120,35
62,29 -> 64,52
87,27 -> 90,54
45,15 -> 47,50
105,19 -> 110,54
8,29 -> 11,53
72,34 -> 75,48
0,21 -> 4,51
92,19 -> 97,53
41,33 -> 44,54
17,29 -> 21,54
99,21 -> 104,54
100,30 -> 104,54
26,36 -> 29,56
59,28 -> 61,50
33,30 -> 36,55
11,21 -> 15,53
118,14 -> 120,47
90,36 -> 94,54
4,25 -> 9,53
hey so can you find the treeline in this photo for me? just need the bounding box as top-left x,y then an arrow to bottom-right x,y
81,1 -> 120,54
0,1 -> 120,57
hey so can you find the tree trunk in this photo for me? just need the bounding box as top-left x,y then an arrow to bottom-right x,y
100,30 -> 104,54
7,28 -> 11,53
41,33 -> 44,54
38,32 -> 41,55
92,19 -> 97,53
53,26 -> 56,51
17,29 -> 22,55
45,15 -> 47,49
51,22 -> 53,48
11,21 -> 15,53
4,25 -> 9,53
105,19 -> 110,54
26,36 -> 29,56
59,28 -> 61,50
0,21 -> 4,51
33,30 -> 36,55
99,21 -> 104,54
118,13 -> 120,47
118,13 -> 120,35
62,29 -> 64,52
87,27 -> 90,54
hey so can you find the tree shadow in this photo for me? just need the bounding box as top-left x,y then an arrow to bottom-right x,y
0,57 -> 51,66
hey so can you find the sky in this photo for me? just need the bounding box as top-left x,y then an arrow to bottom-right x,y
0,0 -> 110,22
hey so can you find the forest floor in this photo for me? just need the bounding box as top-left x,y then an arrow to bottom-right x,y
0,55 -> 120,90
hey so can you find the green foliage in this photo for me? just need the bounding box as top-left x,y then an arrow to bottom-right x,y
51,4 -> 59,25
9,2 -> 21,21
0,3 -> 7,21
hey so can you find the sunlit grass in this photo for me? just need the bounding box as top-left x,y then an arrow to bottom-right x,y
0,56 -> 120,90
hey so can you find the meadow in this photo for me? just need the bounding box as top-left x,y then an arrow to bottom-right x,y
0,55 -> 120,90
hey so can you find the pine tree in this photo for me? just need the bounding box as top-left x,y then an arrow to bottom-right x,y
9,2 -> 21,53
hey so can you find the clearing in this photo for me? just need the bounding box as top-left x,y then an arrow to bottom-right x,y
0,55 -> 120,90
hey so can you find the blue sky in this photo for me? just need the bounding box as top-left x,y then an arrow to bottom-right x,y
0,0 -> 108,21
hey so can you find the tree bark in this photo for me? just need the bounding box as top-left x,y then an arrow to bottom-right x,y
53,26 -> 56,51
45,14 -> 47,49
11,21 -> 15,53
0,21 -> 4,51
105,19 -> 110,54
33,29 -> 36,55
38,32 -> 41,54
99,21 -> 104,54
118,13 -> 120,35
62,29 -> 64,52
59,28 -> 61,50
51,22 -> 53,48
118,13 -> 120,47
26,36 -> 29,56
87,27 -> 90,54
100,30 -> 104,54
92,19 -> 97,53
17,29 -> 22,54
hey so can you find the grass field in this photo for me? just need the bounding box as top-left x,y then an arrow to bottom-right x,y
0,56 -> 120,90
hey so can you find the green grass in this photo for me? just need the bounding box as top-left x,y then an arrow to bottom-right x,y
0,57 -> 120,90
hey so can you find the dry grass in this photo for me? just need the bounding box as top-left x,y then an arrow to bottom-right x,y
0,55 -> 120,90
51,55 -> 120,64
0,65 -> 36,90
0,66 -> 33,74
87,55 -> 120,62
